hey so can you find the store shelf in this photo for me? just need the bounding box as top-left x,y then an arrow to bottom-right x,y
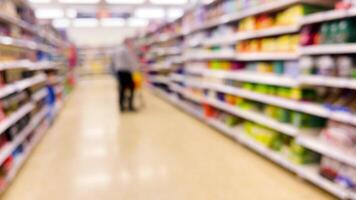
183,0 -> 332,35
149,76 -> 171,84
183,51 -> 236,61
171,74 -> 185,82
180,90 -> 204,103
207,82 -> 298,107
27,61 -> 61,71
205,98 -> 300,136
1,118 -> 49,193
0,36 -> 58,55
206,118 -> 237,137
297,135 -> 356,168
184,52 -> 299,61
32,88 -> 48,102
300,75 -> 356,89
0,106 -> 48,165
16,74 -> 47,91
301,8 -> 356,25
0,103 -> 34,136
0,13 -> 61,47
148,65 -> 168,72
160,93 -> 352,199
186,68 -> 298,87
300,44 -> 356,55
200,82 -> 356,125
203,25 -> 300,46
153,47 -> 181,57
236,52 -> 299,61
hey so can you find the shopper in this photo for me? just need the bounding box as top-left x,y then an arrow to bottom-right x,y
113,39 -> 138,112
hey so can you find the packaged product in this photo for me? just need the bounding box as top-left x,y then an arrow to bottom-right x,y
320,121 -> 356,155
289,140 -> 320,164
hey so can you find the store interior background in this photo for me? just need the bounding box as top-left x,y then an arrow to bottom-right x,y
1,0 -> 355,199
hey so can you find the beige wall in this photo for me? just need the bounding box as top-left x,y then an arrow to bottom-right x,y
67,27 -> 137,47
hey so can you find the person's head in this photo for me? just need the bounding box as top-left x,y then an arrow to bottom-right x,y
124,38 -> 133,48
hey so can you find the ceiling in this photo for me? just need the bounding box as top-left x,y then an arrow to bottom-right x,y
29,0 -> 202,28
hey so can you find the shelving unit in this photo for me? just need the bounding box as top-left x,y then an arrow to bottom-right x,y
0,0 -> 74,192
137,0 -> 356,199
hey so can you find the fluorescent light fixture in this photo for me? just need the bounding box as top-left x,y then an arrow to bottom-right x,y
73,18 -> 99,27
52,18 -> 71,28
167,8 -> 183,19
29,0 -> 51,3
127,18 -> 148,27
58,0 -> 100,4
66,9 -> 77,18
106,0 -> 145,4
35,8 -> 64,19
101,18 -> 125,27
150,0 -> 188,5
134,8 -> 165,19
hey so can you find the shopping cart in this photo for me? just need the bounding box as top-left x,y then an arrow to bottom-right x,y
133,71 -> 145,110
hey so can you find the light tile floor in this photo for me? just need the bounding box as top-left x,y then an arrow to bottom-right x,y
1,76 -> 336,200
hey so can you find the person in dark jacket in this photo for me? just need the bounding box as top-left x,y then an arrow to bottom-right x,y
112,39 -> 138,112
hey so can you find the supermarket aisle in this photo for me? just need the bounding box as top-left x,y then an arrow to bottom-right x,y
1,76 -> 335,200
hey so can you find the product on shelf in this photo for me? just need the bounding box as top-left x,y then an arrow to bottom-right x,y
289,140 -> 321,164
300,55 -> 356,78
301,18 -> 356,45
320,120 -> 356,155
237,34 -> 300,53
320,156 -> 356,190
244,121 -> 290,151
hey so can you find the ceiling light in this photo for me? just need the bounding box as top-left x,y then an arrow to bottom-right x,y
52,18 -> 70,28
66,9 -> 77,18
101,18 -> 125,27
35,8 -> 64,19
150,0 -> 188,5
73,18 -> 99,27
29,0 -> 52,3
58,0 -> 100,4
127,18 -> 148,27
167,8 -> 183,19
106,0 -> 145,4
134,8 -> 165,19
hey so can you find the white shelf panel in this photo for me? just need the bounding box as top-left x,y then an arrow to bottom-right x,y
171,74 -> 185,82
0,36 -> 58,55
0,103 -> 34,135
184,52 -> 299,61
236,52 -> 299,61
203,25 -> 300,46
32,88 -> 48,102
301,8 -> 356,25
16,74 -> 47,91
186,68 -> 298,87
181,90 -> 204,103
206,118 -> 237,137
300,44 -> 356,55
205,98 -> 299,136
300,75 -> 356,89
297,135 -> 356,168
183,51 -> 236,61
149,76 -> 171,84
